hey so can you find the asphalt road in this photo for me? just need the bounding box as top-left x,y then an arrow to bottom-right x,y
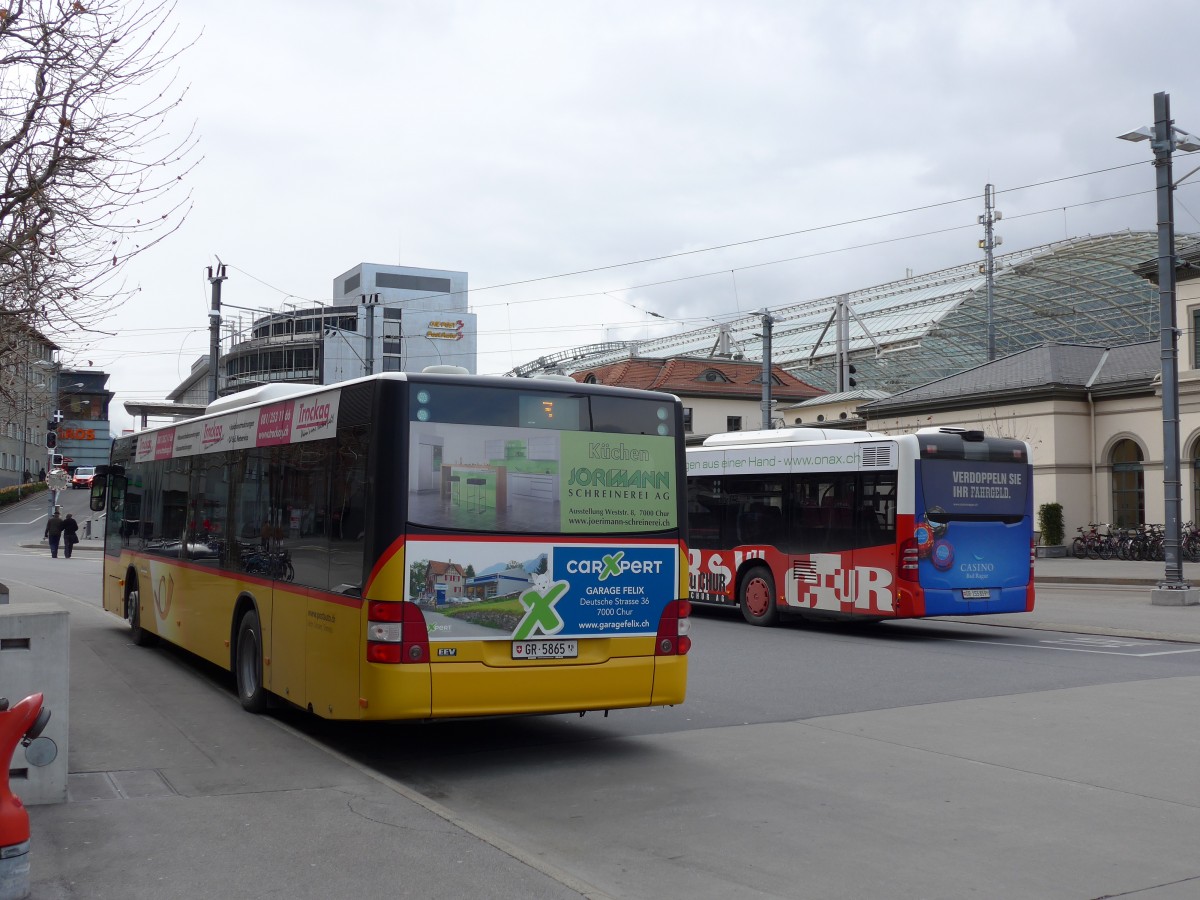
6,494 -> 1200,899
285,602 -> 1200,899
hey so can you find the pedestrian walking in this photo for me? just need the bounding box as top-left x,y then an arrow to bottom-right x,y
62,513 -> 79,559
45,508 -> 64,559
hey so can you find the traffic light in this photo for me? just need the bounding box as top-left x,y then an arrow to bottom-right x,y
45,429 -> 57,450
50,453 -> 64,468
847,364 -> 857,388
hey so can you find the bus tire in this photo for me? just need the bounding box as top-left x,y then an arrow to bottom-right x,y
126,579 -> 156,647
235,609 -> 269,713
739,565 -> 779,627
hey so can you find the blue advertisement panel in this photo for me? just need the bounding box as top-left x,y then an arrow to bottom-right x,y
912,460 -> 1034,614
550,544 -> 676,637
404,537 -> 678,641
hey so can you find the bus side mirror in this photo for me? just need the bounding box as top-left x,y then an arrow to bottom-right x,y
89,477 -> 107,512
89,465 -> 125,513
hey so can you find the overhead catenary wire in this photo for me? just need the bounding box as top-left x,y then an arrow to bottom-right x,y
78,157 -> 1196,381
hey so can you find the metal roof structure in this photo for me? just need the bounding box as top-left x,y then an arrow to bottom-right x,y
520,231 -> 1183,394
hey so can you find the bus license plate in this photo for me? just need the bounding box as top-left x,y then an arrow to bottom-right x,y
962,589 -> 991,599
512,640 -> 578,660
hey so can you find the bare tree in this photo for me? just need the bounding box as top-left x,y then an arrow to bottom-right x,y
0,0 -> 198,404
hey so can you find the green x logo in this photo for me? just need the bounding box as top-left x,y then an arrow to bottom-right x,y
598,551 -> 625,581
514,582 -> 567,639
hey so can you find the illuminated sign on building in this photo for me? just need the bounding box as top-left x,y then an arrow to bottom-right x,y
426,319 -> 465,341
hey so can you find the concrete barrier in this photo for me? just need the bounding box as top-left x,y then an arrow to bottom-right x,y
0,603 -> 68,805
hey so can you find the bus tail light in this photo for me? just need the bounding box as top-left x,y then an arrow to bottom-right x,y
899,538 -> 921,582
1027,538 -> 1037,611
656,599 -> 692,656
367,601 -> 429,665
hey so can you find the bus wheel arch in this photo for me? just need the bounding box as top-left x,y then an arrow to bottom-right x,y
125,567 -> 156,647
232,596 -> 269,713
738,563 -> 779,627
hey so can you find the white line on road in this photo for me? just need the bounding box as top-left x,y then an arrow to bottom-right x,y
948,638 -> 1200,657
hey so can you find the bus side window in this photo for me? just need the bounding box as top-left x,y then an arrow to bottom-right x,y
330,425 -> 369,595
687,477 -> 722,550
823,473 -> 857,553
857,473 -> 897,548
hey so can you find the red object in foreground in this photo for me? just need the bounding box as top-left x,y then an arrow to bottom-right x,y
0,693 -> 46,850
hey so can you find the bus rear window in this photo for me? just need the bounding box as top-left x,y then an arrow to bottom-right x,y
407,382 -> 679,534
410,382 -> 674,437
919,459 -> 1028,519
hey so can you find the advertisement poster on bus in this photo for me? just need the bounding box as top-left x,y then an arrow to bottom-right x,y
407,422 -> 677,534
404,537 -> 678,641
913,459 -> 1032,590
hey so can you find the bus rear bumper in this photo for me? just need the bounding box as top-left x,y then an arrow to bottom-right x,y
921,586 -> 1032,616
361,655 -> 673,721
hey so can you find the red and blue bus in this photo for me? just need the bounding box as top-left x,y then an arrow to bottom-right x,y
686,426 -> 1034,624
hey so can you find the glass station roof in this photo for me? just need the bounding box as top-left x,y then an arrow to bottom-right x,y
523,232 -> 1179,394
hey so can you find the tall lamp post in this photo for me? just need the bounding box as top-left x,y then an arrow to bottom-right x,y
1118,91 -> 1200,605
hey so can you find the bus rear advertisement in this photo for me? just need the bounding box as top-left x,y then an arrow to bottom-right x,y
685,426 -> 1034,625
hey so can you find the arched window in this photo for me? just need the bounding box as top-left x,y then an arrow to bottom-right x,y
1111,439 -> 1144,528
1192,440 -> 1200,523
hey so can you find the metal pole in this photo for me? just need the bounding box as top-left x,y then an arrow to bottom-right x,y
983,184 -> 998,361
1152,91 -> 1186,588
759,310 -> 774,429
18,364 -> 27,499
207,264 -> 227,403
836,295 -> 850,391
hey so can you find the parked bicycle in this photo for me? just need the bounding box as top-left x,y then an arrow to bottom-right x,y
1071,523 -> 1116,560
1069,522 -> 1200,563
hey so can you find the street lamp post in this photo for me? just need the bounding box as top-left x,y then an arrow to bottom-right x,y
1118,91 -> 1200,605
757,308 -> 774,429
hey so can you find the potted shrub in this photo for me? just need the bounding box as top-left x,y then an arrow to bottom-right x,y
1037,502 -> 1066,557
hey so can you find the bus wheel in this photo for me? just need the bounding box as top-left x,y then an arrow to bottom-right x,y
126,579 -> 156,647
235,609 -> 269,713
739,566 -> 779,627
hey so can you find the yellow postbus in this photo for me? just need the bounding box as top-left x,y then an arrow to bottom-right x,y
91,371 -> 689,720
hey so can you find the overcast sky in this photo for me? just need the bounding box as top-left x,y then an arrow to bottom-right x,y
61,0 -> 1200,432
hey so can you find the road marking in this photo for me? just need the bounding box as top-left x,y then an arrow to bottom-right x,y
1041,636 -> 1155,649
0,518 -> 47,526
949,637 -> 1200,657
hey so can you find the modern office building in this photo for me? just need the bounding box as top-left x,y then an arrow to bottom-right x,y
220,263 -> 474,395
55,369 -> 115,473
